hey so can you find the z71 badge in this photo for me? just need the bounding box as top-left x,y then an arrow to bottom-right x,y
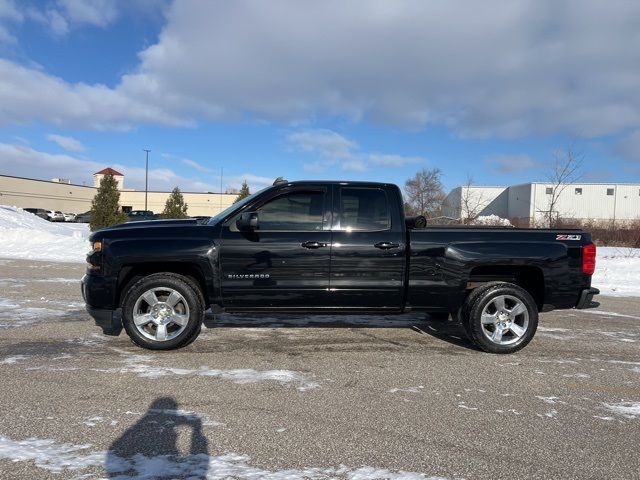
556,234 -> 581,241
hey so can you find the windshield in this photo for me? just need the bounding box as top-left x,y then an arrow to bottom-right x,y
207,186 -> 271,225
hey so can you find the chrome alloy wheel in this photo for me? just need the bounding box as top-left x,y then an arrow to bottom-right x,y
132,287 -> 190,342
480,294 -> 529,346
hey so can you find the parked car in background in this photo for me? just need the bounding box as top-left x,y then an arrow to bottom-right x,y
190,215 -> 211,224
64,213 -> 76,222
75,211 -> 92,223
23,208 -> 49,220
47,210 -> 65,222
126,210 -> 160,222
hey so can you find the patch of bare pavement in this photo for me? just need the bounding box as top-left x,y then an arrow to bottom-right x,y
0,258 -> 638,480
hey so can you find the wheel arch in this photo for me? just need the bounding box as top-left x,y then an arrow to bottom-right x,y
117,262 -> 209,308
467,265 -> 545,310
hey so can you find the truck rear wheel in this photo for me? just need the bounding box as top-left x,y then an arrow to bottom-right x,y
121,273 -> 204,350
462,282 -> 538,354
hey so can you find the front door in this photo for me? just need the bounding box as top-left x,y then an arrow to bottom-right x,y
328,185 -> 406,310
219,187 -> 331,309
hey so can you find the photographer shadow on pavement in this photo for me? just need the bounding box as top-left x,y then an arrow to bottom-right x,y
106,396 -> 209,479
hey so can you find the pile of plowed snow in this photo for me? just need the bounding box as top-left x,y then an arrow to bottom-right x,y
593,247 -> 640,297
472,215 -> 512,226
0,206 -> 90,263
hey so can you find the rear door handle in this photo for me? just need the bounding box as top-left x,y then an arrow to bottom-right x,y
301,241 -> 328,249
374,242 -> 400,250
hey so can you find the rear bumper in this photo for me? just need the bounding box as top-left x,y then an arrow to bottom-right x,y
576,287 -> 600,309
81,275 -> 122,336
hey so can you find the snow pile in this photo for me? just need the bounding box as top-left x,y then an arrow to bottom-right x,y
592,247 -> 640,297
0,206 -> 90,263
472,215 -> 512,226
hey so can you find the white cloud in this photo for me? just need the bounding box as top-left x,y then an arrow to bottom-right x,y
0,0 -> 22,43
46,9 -> 70,36
1,0 -> 640,138
113,164 -> 214,192
0,142 -> 219,191
287,130 -> 356,160
180,158 -> 211,173
46,133 -> 86,152
0,58 -> 189,129
57,0 -> 119,28
485,154 -> 537,174
369,154 -> 423,167
0,0 -> 21,21
217,173 -> 273,194
20,1 -> 166,38
0,143 -> 102,184
289,129 -> 426,173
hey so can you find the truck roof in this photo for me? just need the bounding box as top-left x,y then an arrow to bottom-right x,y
278,180 -> 397,188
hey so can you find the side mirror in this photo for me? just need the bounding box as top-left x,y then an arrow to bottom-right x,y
236,211 -> 259,231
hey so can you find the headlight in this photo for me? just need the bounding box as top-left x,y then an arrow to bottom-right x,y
92,241 -> 102,251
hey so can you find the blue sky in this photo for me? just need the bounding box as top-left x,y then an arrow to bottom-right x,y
0,0 -> 639,193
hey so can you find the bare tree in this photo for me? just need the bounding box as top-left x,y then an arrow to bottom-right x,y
404,168 -> 446,219
459,175 -> 487,224
541,147 -> 583,228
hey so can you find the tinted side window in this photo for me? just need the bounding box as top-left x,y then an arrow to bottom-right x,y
340,188 -> 390,231
258,191 -> 325,231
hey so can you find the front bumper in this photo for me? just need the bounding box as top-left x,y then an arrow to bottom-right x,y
81,275 -> 122,336
576,287 -> 600,309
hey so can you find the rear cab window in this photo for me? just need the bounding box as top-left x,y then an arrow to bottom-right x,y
338,187 -> 391,231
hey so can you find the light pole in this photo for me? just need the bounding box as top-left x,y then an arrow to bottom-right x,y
143,149 -> 151,211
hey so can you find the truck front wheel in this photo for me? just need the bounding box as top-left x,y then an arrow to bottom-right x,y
462,282 -> 538,354
121,273 -> 204,350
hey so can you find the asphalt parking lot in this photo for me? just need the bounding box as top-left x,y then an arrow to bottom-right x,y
0,258 -> 638,479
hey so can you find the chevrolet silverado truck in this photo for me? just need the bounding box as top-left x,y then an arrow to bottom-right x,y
82,179 -> 599,353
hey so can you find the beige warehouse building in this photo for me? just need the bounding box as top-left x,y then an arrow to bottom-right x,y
0,168 -> 237,217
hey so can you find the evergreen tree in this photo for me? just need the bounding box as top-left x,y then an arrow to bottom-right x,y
162,187 -> 189,218
233,180 -> 251,203
90,173 -> 127,231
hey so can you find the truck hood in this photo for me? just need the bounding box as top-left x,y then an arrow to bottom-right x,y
103,218 -> 198,229
89,218 -> 213,242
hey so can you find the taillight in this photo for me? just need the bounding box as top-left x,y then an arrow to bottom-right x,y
582,243 -> 596,275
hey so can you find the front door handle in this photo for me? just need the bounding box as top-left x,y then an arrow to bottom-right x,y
301,241 -> 328,249
374,242 -> 400,250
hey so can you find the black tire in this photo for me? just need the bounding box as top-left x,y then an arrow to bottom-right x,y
457,281 -> 504,339
121,273 -> 204,350
461,282 -> 538,354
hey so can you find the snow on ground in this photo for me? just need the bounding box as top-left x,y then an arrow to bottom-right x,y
592,247 -> 640,297
0,298 -> 67,328
603,402 -> 640,419
97,348 -> 320,391
0,206 -> 90,263
0,434 -> 445,479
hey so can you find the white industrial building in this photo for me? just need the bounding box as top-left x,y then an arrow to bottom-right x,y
442,182 -> 640,226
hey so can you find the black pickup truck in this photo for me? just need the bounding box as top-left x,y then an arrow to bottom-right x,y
82,179 -> 599,353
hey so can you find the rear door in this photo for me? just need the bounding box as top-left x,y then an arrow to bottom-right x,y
328,185 -> 406,310
219,186 -> 332,309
